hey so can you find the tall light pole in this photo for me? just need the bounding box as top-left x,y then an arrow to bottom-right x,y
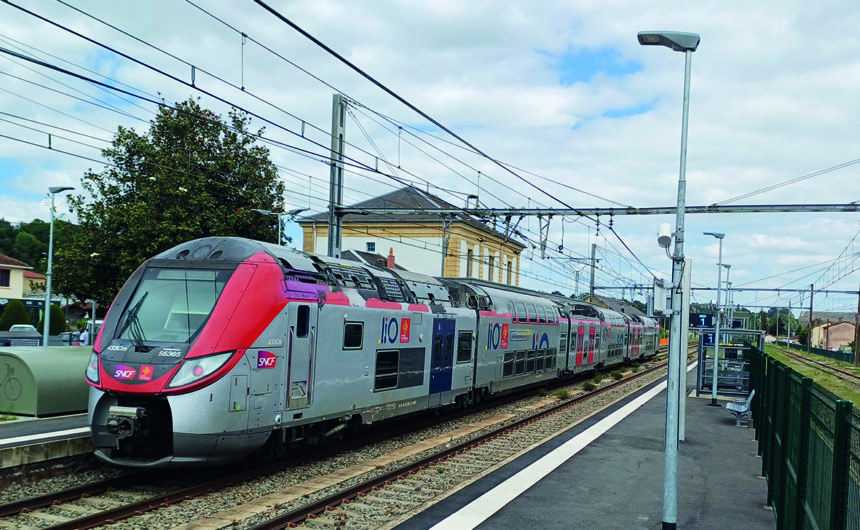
43,186 -> 74,346
252,208 -> 308,245
639,30 -> 700,530
703,232 -> 725,406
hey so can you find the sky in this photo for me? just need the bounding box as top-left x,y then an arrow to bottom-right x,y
0,0 -> 858,316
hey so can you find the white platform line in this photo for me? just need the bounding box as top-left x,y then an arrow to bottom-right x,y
0,427 -> 89,448
432,365 -> 695,530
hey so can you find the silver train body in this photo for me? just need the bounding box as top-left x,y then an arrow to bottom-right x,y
85,237 -> 658,467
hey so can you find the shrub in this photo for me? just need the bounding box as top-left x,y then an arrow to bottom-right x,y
631,365 -> 640,373
582,382 -> 597,391
36,304 -> 68,335
538,388 -> 549,398
0,299 -> 32,331
553,389 -> 571,400
611,370 -> 624,381
592,373 -> 604,384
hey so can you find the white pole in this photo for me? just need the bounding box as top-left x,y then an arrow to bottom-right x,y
43,192 -> 56,347
711,240 -> 723,406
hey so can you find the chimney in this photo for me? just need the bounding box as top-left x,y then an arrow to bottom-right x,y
387,248 -> 395,268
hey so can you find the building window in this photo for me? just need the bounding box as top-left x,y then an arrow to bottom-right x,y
366,242 -> 375,252
466,249 -> 473,277
0,269 -> 9,287
488,256 -> 494,282
506,261 -> 512,284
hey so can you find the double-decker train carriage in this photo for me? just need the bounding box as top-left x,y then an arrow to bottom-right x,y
85,237 -> 659,468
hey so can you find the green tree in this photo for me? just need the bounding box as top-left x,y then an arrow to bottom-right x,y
0,218 -> 15,256
0,299 -> 32,331
10,231 -> 45,271
54,98 -> 285,306
37,304 -> 68,335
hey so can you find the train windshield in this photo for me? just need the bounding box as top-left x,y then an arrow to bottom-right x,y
117,267 -> 232,343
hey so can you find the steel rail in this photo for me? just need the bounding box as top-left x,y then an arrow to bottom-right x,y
247,359 -> 673,530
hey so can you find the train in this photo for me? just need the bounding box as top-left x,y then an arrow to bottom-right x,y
85,237 -> 659,467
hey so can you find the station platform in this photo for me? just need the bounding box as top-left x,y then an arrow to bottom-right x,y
397,365 -> 774,529
0,414 -> 90,469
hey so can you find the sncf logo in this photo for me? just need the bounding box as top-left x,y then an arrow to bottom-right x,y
257,351 -> 277,369
114,365 -> 137,380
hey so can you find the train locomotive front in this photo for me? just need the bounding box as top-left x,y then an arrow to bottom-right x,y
86,237 -> 297,467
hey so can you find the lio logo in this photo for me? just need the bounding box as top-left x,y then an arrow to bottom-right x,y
486,323 -> 509,350
257,351 -> 277,369
382,317 -> 411,344
532,332 -> 550,350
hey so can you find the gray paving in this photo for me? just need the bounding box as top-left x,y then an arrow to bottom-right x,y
399,369 -> 775,529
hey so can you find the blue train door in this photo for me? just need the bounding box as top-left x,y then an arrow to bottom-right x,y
430,318 -> 455,405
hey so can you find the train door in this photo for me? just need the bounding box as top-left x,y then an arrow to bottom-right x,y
429,318 -> 455,406
576,325 -> 585,366
588,326 -> 596,364
287,303 -> 317,410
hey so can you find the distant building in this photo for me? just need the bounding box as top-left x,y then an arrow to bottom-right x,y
298,186 -> 526,285
584,294 -> 646,317
798,310 -> 858,327
0,253 -> 32,300
810,321 -> 856,351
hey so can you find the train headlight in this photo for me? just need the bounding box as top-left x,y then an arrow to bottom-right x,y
85,352 -> 100,384
167,351 -> 234,389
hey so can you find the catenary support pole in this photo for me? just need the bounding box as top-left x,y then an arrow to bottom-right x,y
327,93 -> 346,258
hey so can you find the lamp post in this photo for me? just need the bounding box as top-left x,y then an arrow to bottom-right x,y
639,30 -> 699,530
703,232 -> 725,407
43,185 -> 74,346
252,208 -> 308,245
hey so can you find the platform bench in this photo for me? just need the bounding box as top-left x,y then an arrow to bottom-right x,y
726,389 -> 755,426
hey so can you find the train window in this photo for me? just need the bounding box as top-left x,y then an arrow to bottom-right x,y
433,335 -> 442,370
549,348 -> 557,368
343,322 -> 363,349
536,305 -> 546,324
594,329 -> 601,352
457,331 -> 472,363
526,350 -> 536,373
374,350 -> 398,390
577,326 -> 585,352
535,349 -> 544,372
560,333 -> 568,354
527,304 -> 537,323
503,352 -> 514,377
515,302 -> 527,323
296,305 -> 310,338
507,302 -> 515,320
588,327 -> 595,352
515,351 -> 526,375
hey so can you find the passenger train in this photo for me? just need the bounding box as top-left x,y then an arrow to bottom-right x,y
85,237 -> 659,467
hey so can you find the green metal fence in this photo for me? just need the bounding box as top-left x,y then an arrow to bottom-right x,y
749,347 -> 858,529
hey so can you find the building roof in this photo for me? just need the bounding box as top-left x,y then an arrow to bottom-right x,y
798,311 -> 859,326
0,254 -> 32,269
585,294 -> 646,317
299,185 -> 526,249
341,249 -> 409,271
23,270 -> 45,279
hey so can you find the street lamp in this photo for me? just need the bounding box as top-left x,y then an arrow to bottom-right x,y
252,208 -> 308,245
639,30 -> 700,530
43,185 -> 74,346
703,232 -> 725,407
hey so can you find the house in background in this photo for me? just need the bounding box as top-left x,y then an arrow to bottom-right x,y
799,310 -> 858,351
0,253 -> 32,300
298,186 -> 526,285
23,270 -> 46,296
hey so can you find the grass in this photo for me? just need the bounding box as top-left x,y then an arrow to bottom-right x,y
610,370 -> 625,381
0,415 -> 17,422
553,389 -> 572,400
764,345 -> 860,405
582,382 -> 597,392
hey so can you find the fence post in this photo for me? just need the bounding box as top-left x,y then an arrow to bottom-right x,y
829,400 -> 852,530
794,377 -> 812,527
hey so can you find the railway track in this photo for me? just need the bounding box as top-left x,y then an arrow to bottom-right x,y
0,352 -> 674,529
771,345 -> 860,383
244,361 -> 672,529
